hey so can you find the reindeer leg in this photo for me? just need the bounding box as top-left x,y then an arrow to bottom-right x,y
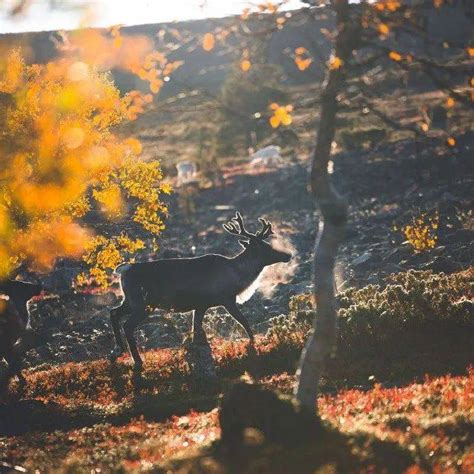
109,301 -> 130,362
123,286 -> 147,371
4,354 -> 26,386
224,301 -> 254,344
191,308 -> 207,344
8,327 -> 36,386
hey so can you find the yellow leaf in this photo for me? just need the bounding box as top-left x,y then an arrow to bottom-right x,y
378,23 -> 389,36
420,122 -> 429,132
270,102 -> 279,111
125,138 -> 143,155
63,127 -> 85,149
150,80 -> 162,94
295,57 -> 312,71
386,1 -> 401,11
389,51 -> 402,61
270,116 -> 280,128
281,114 -> 292,126
67,61 -> 89,81
240,60 -> 251,72
202,33 -> 215,52
113,36 -> 123,49
329,56 -> 343,70
445,97 -> 454,108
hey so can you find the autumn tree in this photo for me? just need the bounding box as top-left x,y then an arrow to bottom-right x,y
0,24 -> 184,286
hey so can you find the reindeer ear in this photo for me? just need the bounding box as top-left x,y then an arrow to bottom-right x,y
239,239 -> 250,249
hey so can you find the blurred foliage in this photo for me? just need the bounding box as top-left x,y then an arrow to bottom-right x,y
0,49 -> 171,285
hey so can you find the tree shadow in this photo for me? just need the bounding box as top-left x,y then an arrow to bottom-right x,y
168,381 -> 414,473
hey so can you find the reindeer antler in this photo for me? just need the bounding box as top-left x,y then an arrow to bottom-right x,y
223,212 -> 255,240
256,218 -> 274,240
223,213 -> 274,241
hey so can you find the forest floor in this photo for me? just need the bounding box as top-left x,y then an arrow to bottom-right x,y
1,82 -> 473,472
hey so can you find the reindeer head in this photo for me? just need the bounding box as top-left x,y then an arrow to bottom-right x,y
223,212 -> 292,265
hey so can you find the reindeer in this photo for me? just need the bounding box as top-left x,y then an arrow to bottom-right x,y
109,213 -> 292,371
0,279 -> 42,387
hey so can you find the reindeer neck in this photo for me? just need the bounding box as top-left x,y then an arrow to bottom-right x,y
233,248 -> 266,286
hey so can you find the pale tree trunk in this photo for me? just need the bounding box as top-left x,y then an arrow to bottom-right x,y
295,0 -> 357,413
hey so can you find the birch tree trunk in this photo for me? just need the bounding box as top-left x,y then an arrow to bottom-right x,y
294,0 -> 357,413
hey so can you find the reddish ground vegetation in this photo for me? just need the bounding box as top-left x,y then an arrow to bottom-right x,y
8,333 -> 301,411
1,371 -> 472,472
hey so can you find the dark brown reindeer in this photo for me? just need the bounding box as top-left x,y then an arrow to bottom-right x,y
109,213 -> 292,371
0,279 -> 43,387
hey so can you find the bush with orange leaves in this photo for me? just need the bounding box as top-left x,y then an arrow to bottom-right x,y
0,49 -> 171,285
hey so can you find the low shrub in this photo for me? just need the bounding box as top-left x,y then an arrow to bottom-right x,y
267,270 -> 473,379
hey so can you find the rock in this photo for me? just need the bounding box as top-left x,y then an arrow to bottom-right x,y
352,252 -> 372,267
422,256 -> 460,273
432,245 -> 446,255
383,247 -> 411,263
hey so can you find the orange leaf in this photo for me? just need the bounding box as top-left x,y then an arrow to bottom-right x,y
281,114 -> 292,126
386,1 -> 401,11
447,137 -> 456,147
269,116 -> 280,128
203,33 -> 215,52
125,138 -> 143,155
295,57 -> 312,71
240,60 -> 251,72
445,97 -> 454,108
389,51 -> 402,61
329,56 -> 343,70
241,8 -> 250,20
378,23 -> 389,36
150,80 -> 162,94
